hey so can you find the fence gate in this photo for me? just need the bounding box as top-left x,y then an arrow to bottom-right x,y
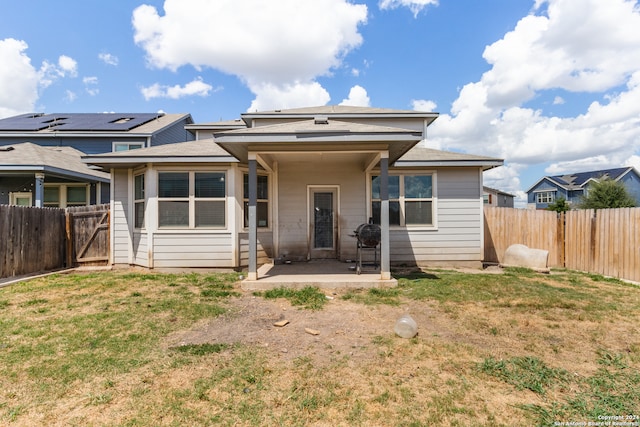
66,204 -> 110,267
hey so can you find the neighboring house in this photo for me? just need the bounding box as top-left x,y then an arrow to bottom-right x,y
0,112 -> 194,207
526,167 -> 640,209
84,106 -> 503,281
0,142 -> 109,207
483,186 -> 515,207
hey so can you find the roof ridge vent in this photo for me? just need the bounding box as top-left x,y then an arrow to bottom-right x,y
314,115 -> 329,125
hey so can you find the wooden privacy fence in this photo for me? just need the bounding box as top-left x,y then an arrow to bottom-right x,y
0,205 -> 66,279
0,204 -> 110,280
484,206 -> 640,282
65,204 -> 110,267
564,208 -> 640,283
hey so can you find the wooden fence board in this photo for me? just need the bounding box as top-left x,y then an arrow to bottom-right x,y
485,206 -> 640,282
0,205 -> 66,279
1,204 -> 109,280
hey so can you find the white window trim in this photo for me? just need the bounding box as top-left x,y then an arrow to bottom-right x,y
536,191 -> 556,204
367,170 -> 438,230
9,192 -> 32,206
134,171 -> 146,230
43,184 -> 89,208
157,170 -> 228,230
113,141 -> 144,152
241,171 -> 272,231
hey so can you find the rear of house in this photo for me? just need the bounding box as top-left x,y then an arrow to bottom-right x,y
85,106 -> 502,280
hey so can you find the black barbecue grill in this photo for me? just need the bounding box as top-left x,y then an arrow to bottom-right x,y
353,223 -> 381,274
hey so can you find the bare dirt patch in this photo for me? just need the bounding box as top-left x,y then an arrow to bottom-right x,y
165,292 -> 431,364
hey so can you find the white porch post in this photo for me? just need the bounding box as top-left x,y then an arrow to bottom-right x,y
380,152 -> 391,280
34,173 -> 45,208
248,155 -> 258,280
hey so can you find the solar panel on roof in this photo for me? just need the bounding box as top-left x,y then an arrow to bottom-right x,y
0,113 -> 164,132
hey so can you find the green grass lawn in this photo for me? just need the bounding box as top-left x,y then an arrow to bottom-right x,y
0,268 -> 639,426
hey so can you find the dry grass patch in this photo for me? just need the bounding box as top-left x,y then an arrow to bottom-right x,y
0,268 -> 639,426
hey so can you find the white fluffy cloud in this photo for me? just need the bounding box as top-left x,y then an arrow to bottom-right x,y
83,76 -> 99,96
132,0 -> 367,110
0,39 -> 39,118
378,0 -> 438,17
98,53 -> 119,66
339,85 -> 370,107
141,77 -> 215,100
411,99 -> 437,112
427,0 -> 640,195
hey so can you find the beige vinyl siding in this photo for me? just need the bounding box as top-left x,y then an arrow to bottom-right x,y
239,232 -> 274,266
112,169 -> 131,264
389,167 -> 483,266
277,159 -> 366,261
133,232 -> 149,267
152,232 -> 234,268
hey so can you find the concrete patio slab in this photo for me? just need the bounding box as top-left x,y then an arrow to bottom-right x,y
241,260 -> 398,290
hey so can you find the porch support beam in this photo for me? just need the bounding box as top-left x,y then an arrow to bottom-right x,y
34,173 -> 44,208
255,153 -> 274,173
380,152 -> 391,280
364,152 -> 381,172
248,155 -> 258,281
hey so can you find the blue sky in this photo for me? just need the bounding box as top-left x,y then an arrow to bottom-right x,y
2,0 -> 640,207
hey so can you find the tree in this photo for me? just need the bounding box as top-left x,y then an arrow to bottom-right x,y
546,197 -> 570,212
578,178 -> 637,209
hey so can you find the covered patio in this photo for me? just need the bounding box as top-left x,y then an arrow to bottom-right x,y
240,259 -> 398,290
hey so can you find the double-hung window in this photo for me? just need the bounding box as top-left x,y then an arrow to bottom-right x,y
243,174 -> 269,228
158,171 -> 226,228
536,191 -> 555,204
43,185 -> 88,208
371,174 -> 434,227
134,173 -> 145,229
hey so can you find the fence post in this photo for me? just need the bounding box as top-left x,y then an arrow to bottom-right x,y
65,211 -> 74,268
557,211 -> 565,268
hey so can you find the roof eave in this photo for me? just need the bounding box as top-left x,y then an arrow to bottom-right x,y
393,160 -> 504,170
83,155 -> 238,169
0,164 -> 110,182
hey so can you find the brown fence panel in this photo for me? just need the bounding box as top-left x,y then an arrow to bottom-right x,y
484,207 -> 562,267
591,207 -> 640,281
66,204 -> 110,267
0,205 -> 66,279
565,209 -> 593,273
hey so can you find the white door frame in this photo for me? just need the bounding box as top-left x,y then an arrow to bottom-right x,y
307,185 -> 340,260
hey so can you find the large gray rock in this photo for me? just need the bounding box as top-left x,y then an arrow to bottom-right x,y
501,244 -> 549,272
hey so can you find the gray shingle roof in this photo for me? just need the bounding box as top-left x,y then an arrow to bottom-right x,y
396,146 -> 503,169
0,142 -> 109,181
83,138 -> 236,168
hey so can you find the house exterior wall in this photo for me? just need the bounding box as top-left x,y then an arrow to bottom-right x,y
133,232 -> 148,267
619,171 -> 640,205
484,189 -> 514,207
389,167 -> 483,267
0,136 -> 148,155
109,161 -> 487,270
527,179 -> 566,209
153,232 -> 234,268
112,169 -> 131,264
0,175 -> 106,207
276,158 -> 366,262
239,232 -> 274,266
0,176 -> 33,205
149,118 -> 195,146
